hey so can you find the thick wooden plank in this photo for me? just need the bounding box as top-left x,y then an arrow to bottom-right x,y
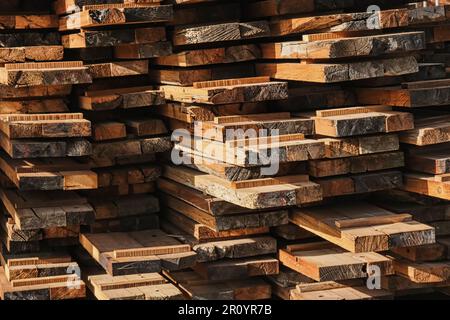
257,56 -> 419,83
60,5 -> 173,30
160,81 -> 288,105
173,21 -> 270,46
79,229 -> 197,276
290,202 -> 435,253
62,27 -> 166,48
79,86 -> 165,111
0,62 -> 92,87
279,242 -> 394,281
163,165 -> 322,209
261,32 -> 425,60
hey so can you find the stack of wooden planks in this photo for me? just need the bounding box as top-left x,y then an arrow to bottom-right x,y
56,0 -> 173,233
1,0 -> 450,301
0,0 -> 96,300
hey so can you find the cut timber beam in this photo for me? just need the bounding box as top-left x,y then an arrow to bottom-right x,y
0,267 -> 85,300
59,4 -> 173,30
79,86 -> 165,111
87,271 -> 184,300
0,46 -> 63,64
87,60 -> 148,79
261,32 -> 425,60
0,136 -> 91,159
114,42 -> 172,59
256,56 -> 419,83
355,83 -> 450,107
176,134 -> 324,166
402,173 -> 450,201
0,113 -> 91,139
0,62 -> 92,87
194,116 -> 313,142
0,152 -> 98,191
0,189 -> 95,231
160,80 -> 288,105
0,15 -> 58,29
321,134 -> 400,159
309,106 -> 414,137
399,115 -> 450,146
173,21 -> 270,46
154,45 -> 261,67
62,27 -> 166,48
54,0 -> 164,15
392,258 -> 450,284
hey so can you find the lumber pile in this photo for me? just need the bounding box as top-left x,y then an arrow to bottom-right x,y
0,0 -> 94,300
1,0 -> 450,301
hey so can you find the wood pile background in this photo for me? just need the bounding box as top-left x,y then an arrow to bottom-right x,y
0,0 -> 449,300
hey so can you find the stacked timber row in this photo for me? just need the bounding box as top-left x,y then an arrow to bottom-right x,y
251,0 -> 450,299
152,0 -> 305,299
55,0 -> 198,300
360,1 -> 450,296
0,0 -> 94,300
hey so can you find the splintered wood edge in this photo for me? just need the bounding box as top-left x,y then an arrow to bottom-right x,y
214,112 -> 291,124
4,61 -> 84,70
226,133 -> 306,147
316,106 -> 392,117
83,2 -> 162,10
7,256 -> 73,268
113,244 -> 191,258
11,275 -> 81,288
193,76 -> 271,89
0,113 -> 84,122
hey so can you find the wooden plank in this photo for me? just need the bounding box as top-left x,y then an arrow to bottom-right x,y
160,81 -> 288,105
79,230 -> 197,276
279,242 -> 394,281
261,32 -> 425,60
309,108 -> 414,137
163,165 -> 322,209
166,270 -> 271,300
256,56 -> 419,83
355,84 -> 450,107
0,113 -> 91,139
308,152 -> 405,178
154,45 -> 261,67
399,115 -> 450,146
0,46 -> 63,64
0,62 -> 92,87
79,86 -> 164,111
290,202 -> 435,253
60,5 -> 173,30
55,0 -> 163,15
62,27 -> 166,48
160,192 -> 288,232
193,256 -> 279,281
0,15 -> 58,29
173,21 -> 270,46
402,173 -> 450,200
87,271 -> 184,300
